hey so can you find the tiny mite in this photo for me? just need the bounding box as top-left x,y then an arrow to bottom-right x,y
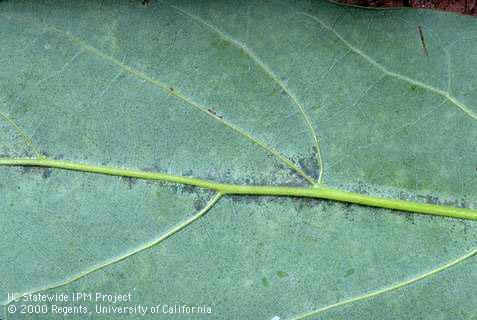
208,108 -> 223,119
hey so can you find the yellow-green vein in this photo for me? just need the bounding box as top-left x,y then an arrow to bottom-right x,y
163,1 -> 326,183
1,158 -> 476,221
2,192 -> 222,306
288,246 -> 477,320
0,109 -> 42,158
0,12 -> 315,185
299,11 -> 477,122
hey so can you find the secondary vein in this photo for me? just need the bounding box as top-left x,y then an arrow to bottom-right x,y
299,12 -> 477,122
0,109 -> 42,158
2,192 -> 223,306
288,246 -> 477,320
163,1 -> 326,182
0,12 -> 316,185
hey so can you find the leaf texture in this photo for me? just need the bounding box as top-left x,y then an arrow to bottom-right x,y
0,1 -> 476,319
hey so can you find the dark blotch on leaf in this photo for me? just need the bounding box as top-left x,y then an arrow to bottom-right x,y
425,194 -> 440,205
229,195 -> 284,208
343,203 -> 356,222
20,166 -> 51,179
261,277 -> 269,287
296,146 -> 321,182
180,183 -> 197,194
291,196 -> 320,211
345,268 -> 355,277
42,169 -> 52,179
193,197 -> 207,211
210,39 -> 231,50
121,177 -> 138,189
404,212 -> 416,224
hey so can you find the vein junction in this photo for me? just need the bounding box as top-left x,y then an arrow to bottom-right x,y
0,158 -> 476,221
299,11 -> 477,122
1,7 -> 477,317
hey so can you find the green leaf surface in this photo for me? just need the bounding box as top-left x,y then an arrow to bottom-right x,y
1,1 -> 477,319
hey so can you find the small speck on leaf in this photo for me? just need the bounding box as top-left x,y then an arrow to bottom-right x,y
276,271 -> 288,278
345,268 -> 355,277
208,108 -> 223,119
261,277 -> 269,287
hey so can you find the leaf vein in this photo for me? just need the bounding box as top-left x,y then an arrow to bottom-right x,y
162,2 -> 325,183
0,104 -> 42,158
289,247 -> 477,320
2,12 -> 315,184
2,193 -> 223,306
299,12 -> 477,122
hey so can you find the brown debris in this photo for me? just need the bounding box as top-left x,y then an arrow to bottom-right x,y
334,0 -> 477,16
